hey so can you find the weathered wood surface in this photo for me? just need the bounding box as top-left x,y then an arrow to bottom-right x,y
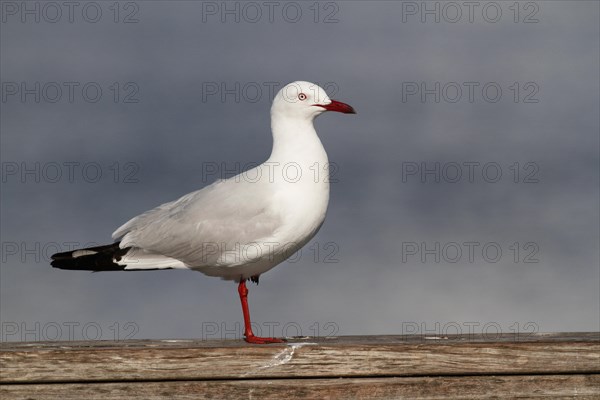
1,332 -> 598,383
2,375 -> 599,399
1,333 -> 599,399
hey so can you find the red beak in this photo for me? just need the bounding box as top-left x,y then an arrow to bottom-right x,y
316,99 -> 356,114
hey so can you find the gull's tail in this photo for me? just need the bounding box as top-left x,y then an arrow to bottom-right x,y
51,242 -> 189,272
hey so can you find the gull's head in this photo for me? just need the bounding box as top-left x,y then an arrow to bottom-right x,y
271,81 -> 356,121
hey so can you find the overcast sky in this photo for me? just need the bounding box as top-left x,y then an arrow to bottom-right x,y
1,1 -> 598,342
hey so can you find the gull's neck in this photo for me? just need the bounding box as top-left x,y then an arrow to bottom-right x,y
266,110 -> 331,235
268,114 -> 328,166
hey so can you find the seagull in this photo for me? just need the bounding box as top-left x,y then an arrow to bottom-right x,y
51,81 -> 356,344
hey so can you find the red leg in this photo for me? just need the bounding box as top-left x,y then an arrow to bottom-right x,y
237,280 -> 285,344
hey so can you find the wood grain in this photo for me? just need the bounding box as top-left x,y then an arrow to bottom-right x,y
1,333 -> 598,383
1,375 -> 599,399
1,333 -> 598,399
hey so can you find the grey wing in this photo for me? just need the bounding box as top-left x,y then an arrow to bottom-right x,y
112,179 -> 283,267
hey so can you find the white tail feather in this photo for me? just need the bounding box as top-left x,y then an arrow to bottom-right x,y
118,248 -> 190,270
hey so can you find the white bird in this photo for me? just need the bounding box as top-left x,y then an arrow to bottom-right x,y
52,81 -> 356,344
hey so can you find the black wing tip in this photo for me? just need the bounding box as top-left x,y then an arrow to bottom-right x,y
51,242 -> 130,272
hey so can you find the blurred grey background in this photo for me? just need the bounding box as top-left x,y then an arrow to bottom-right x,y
1,1 -> 598,341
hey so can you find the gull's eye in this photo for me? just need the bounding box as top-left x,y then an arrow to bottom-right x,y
298,93 -> 307,101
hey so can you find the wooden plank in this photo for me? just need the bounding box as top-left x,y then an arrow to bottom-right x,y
1,333 -> 598,383
1,375 -> 599,399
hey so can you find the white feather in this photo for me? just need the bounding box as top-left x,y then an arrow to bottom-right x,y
72,250 -> 97,258
117,249 -> 189,271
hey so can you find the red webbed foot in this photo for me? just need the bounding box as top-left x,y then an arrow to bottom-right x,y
244,334 -> 286,344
